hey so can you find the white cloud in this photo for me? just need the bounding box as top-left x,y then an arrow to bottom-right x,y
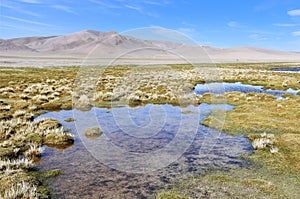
248,29 -> 281,36
249,34 -> 268,41
249,34 -> 259,38
4,16 -> 54,27
88,0 -> 162,17
227,21 -> 239,28
18,0 -> 41,4
177,28 -> 194,33
292,31 -> 300,36
51,5 -> 77,15
146,12 -> 160,18
273,23 -> 300,27
87,0 -> 121,9
1,1 -> 40,17
287,9 -> 300,16
1,21 -> 42,33
125,4 -> 143,12
141,0 -> 169,6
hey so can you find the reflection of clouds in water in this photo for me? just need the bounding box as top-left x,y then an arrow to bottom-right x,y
110,104 -> 167,138
37,103 -> 251,172
36,104 -> 253,198
74,104 -> 200,173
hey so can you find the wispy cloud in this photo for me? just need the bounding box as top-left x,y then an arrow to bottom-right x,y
248,29 -> 281,36
1,1 -> 40,17
87,0 -> 121,9
51,5 -> 77,15
177,28 -> 195,34
227,21 -> 239,28
87,0 -> 163,17
145,12 -> 160,18
287,9 -> 300,16
273,23 -> 300,27
124,3 -> 161,17
1,21 -> 43,33
292,31 -> 300,36
18,0 -> 41,4
141,0 -> 169,6
4,16 -> 54,27
249,34 -> 269,41
125,4 -> 143,12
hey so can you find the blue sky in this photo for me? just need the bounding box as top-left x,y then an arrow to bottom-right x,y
1,0 -> 300,51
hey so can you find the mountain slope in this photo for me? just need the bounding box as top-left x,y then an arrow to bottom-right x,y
1,30 -> 300,65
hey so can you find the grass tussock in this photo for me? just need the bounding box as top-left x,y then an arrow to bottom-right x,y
0,64 -> 299,198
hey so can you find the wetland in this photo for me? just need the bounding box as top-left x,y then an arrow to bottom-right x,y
0,63 -> 299,198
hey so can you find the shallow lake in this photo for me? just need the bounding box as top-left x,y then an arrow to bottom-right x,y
194,82 -> 299,98
36,103 -> 252,198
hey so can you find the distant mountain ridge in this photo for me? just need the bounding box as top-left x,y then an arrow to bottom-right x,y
1,30 -> 300,65
0,30 -> 181,53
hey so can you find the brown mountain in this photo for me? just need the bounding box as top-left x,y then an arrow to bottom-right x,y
1,30 -> 300,66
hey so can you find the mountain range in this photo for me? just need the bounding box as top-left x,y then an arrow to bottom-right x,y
1,30 -> 300,66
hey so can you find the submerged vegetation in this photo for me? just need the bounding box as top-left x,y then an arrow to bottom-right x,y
0,62 -> 299,198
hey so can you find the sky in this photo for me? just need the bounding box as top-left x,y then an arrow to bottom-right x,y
1,0 -> 300,51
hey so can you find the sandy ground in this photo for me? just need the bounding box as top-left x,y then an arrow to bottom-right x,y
1,54 -> 300,67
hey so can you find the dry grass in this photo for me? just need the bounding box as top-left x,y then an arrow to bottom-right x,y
156,191 -> 189,199
1,64 -> 299,198
201,92 -> 300,134
158,63 -> 300,199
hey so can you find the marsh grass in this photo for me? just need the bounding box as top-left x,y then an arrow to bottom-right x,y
195,92 -> 300,198
0,112 -> 74,198
1,64 -> 299,198
156,191 -> 189,199
158,165 -> 299,199
218,63 -> 300,91
201,92 -> 300,134
201,92 -> 300,166
157,63 -> 300,199
27,169 -> 64,197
